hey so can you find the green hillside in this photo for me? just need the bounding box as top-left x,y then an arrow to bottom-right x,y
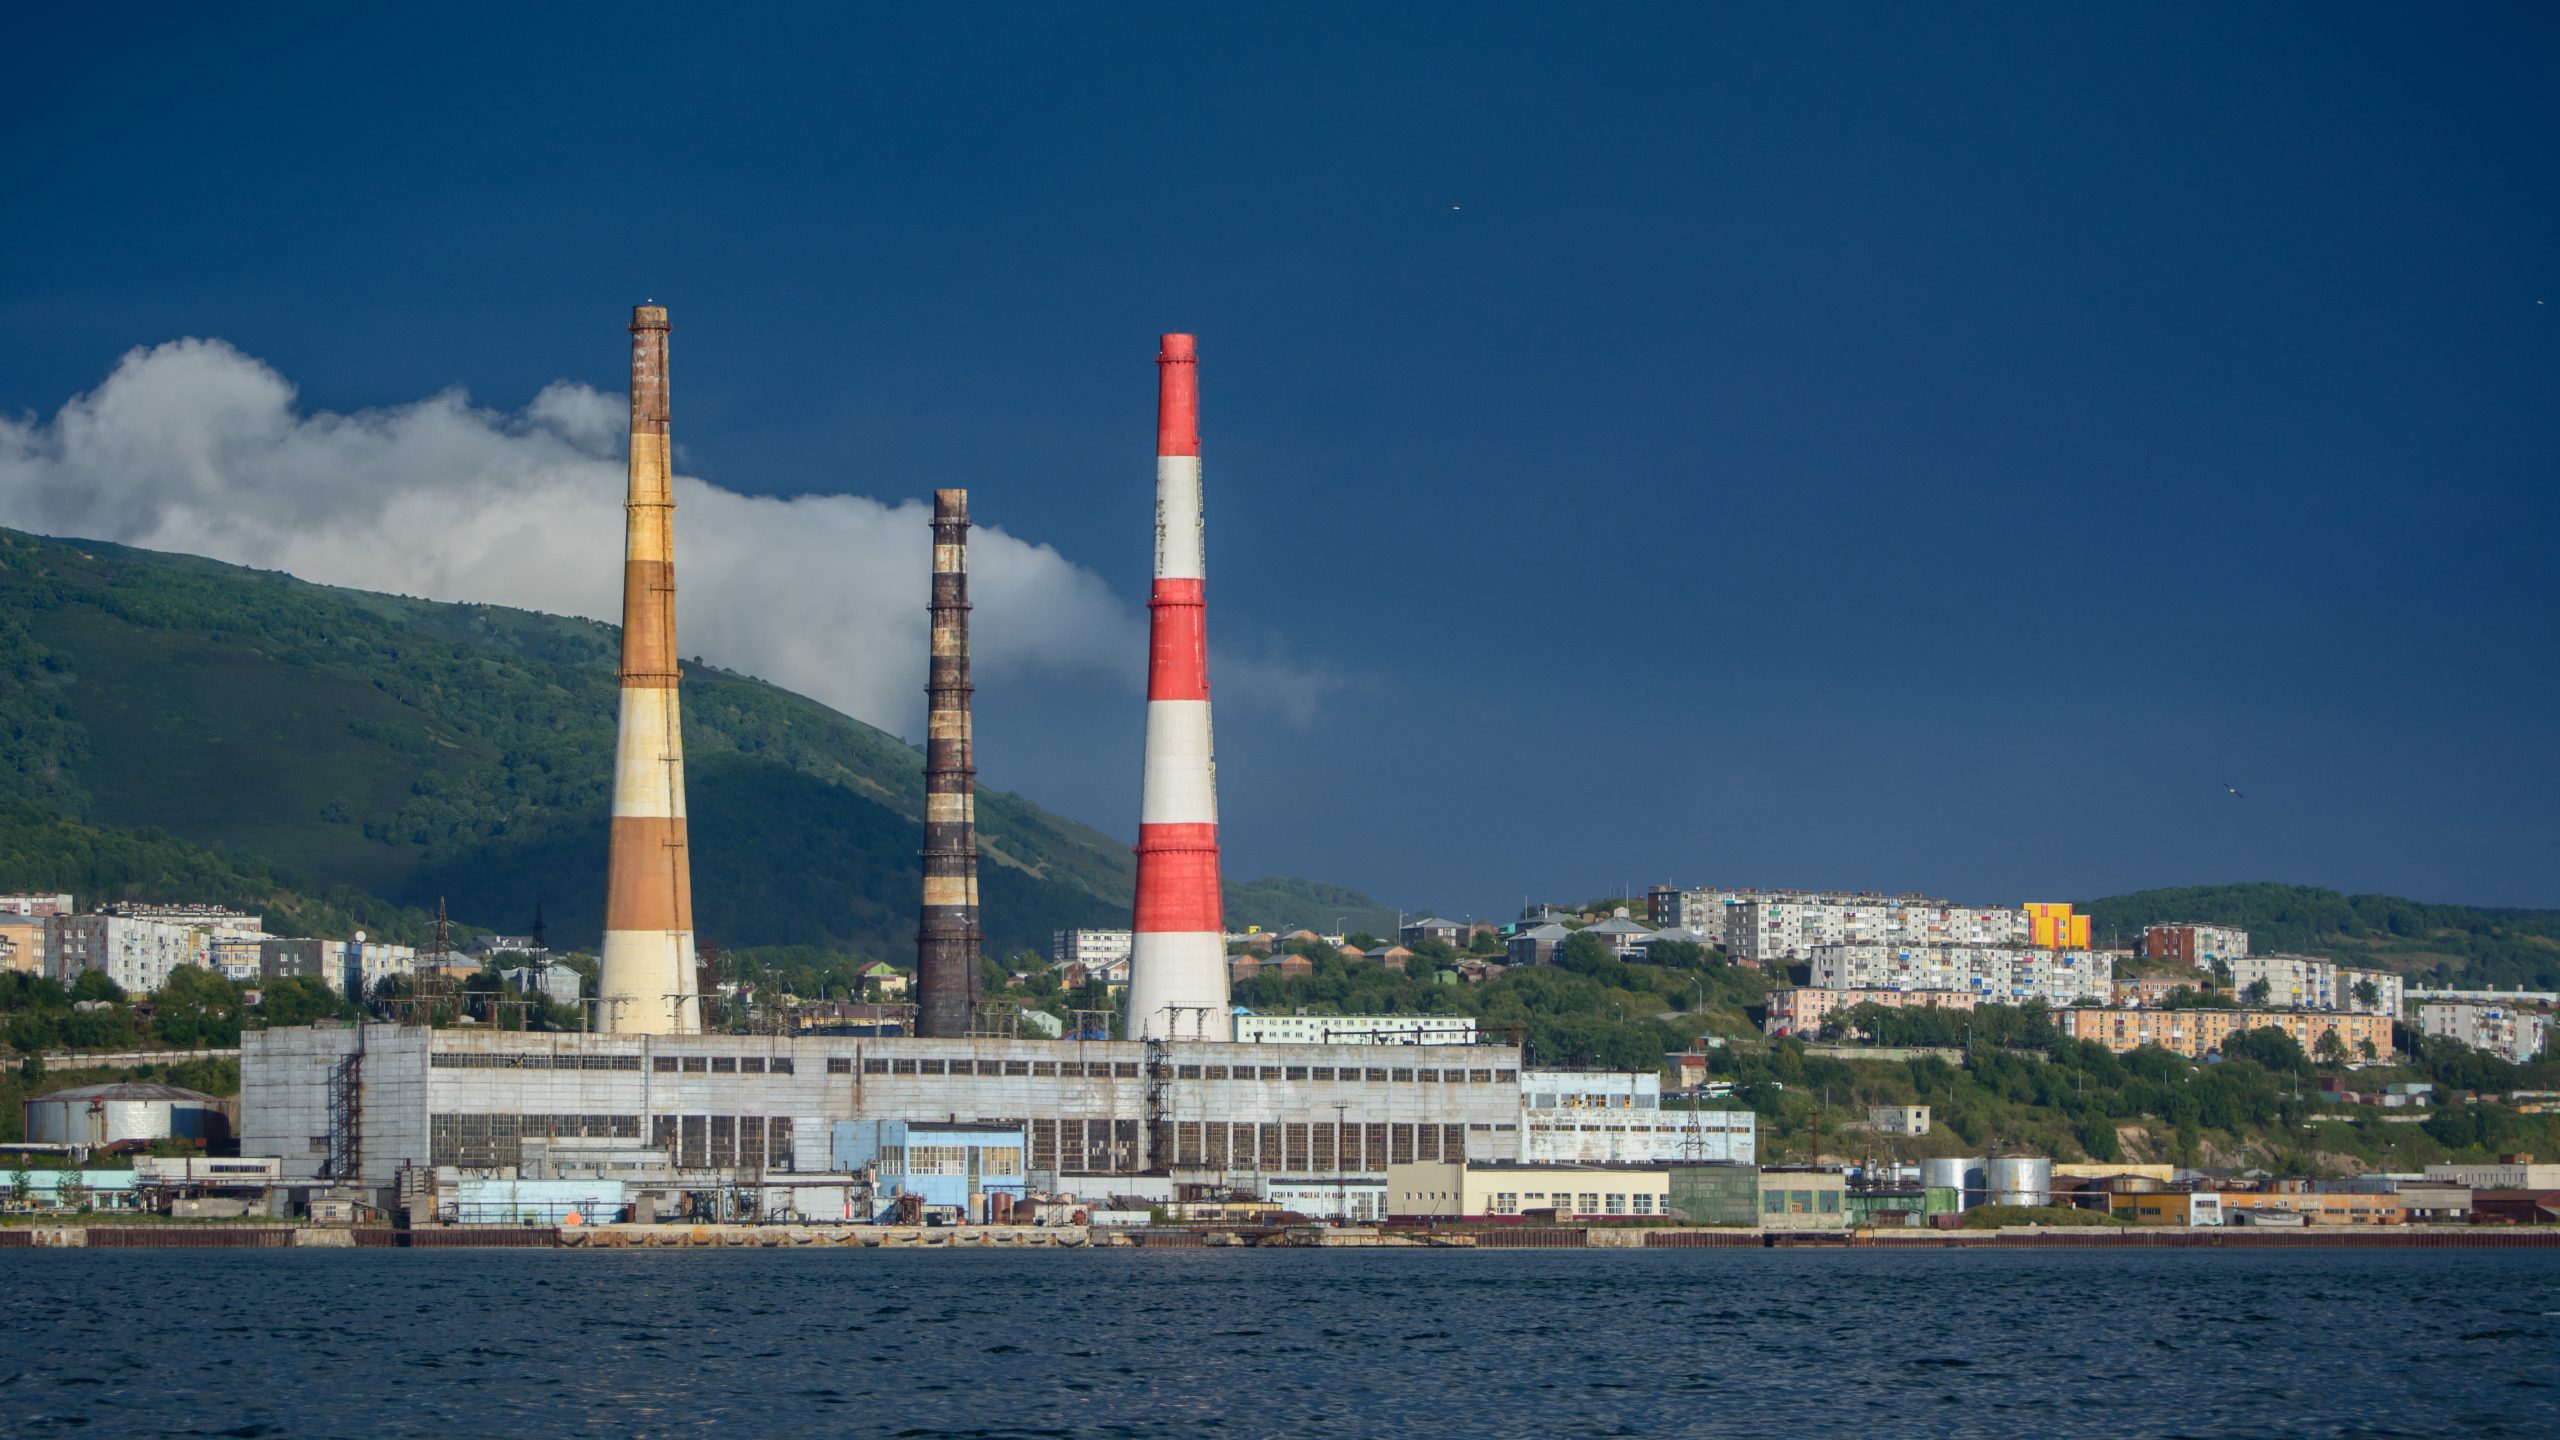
0,527 -> 1388,957
2083,883 -> 2560,991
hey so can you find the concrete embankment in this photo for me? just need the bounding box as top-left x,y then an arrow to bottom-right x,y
9,1222 -> 2558,1251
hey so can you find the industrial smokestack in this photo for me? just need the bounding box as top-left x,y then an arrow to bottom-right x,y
1124,333 -> 1230,1041
915,488 -> 983,1038
596,304 -> 702,1035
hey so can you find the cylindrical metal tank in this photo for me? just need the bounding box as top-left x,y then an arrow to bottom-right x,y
23,1082 -> 230,1148
1987,1156 -> 2054,1208
1921,1157 -> 1988,1209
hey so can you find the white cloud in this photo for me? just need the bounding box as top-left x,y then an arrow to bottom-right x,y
0,337 -> 1280,731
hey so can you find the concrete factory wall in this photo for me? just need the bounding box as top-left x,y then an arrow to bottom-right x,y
243,1025 -> 1531,1188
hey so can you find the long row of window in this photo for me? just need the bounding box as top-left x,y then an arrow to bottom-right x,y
844,1057 -> 1515,1083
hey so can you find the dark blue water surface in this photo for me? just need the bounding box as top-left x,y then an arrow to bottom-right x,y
3,1247 -> 2555,1438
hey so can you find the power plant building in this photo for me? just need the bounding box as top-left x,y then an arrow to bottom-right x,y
241,1026 -> 1532,1197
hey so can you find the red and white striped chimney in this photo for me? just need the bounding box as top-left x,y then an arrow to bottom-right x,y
1123,333 -> 1230,1041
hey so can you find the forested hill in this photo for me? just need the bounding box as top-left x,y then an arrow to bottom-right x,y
0,527 -> 1393,956
2083,884 -> 2560,991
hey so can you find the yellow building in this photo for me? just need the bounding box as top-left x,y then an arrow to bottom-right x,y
2108,1191 -> 2225,1226
2061,1007 -> 2393,1060
0,916 -> 41,974
2056,1162 -> 2176,1185
2218,1190 -> 2406,1226
2024,902 -> 2092,950
1387,1160 -> 1670,1221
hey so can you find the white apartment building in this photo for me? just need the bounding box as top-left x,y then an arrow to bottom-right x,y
1231,1014 -> 1480,1046
2231,955 -> 2405,1015
1807,944 -> 2110,1007
1052,928 -> 1134,969
1729,899 -> 2026,965
1518,1069 -> 1755,1164
97,902 -> 264,938
0,894 -> 76,917
2416,1001 -> 2549,1064
1869,1105 -> 1931,1136
46,915 -> 214,994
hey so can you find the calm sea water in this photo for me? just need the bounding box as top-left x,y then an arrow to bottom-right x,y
2,1248 -> 2554,1438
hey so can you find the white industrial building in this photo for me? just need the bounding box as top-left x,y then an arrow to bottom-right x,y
2416,1001 -> 2548,1064
241,1026 -> 1538,1201
1806,944 -> 2110,1007
1517,1069 -> 1755,1165
1232,1013 -> 1479,1046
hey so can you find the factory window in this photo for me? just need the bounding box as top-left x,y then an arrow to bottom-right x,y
982,1146 -> 1024,1177
1577,1193 -> 1600,1214
740,1057 -> 765,1074
921,1059 -> 948,1076
681,1116 -> 708,1168
712,1057 -> 738,1074
1115,1062 -> 1139,1078
1365,1068 -> 1389,1082
1309,1067 -> 1334,1081
1632,1194 -> 1656,1216
1203,1065 -> 1228,1080
309,1135 -> 329,1154
1417,1069 -> 1440,1082
1469,1069 -> 1493,1083
1285,1067 -> 1308,1081
1492,1192 -> 1519,1213
682,1057 -> 707,1074
1604,1194 -> 1627,1215
1391,1069 -> 1413,1082
1260,1066 -> 1282,1080
1819,1192 -> 1840,1214
770,1058 -> 793,1075
894,1060 -> 919,1075
1034,1062 -> 1057,1078
912,1144 -> 972,1176
1005,1060 -> 1030,1076
1493,1069 -> 1516,1083
654,1057 -> 679,1073
841,1058 -> 866,1074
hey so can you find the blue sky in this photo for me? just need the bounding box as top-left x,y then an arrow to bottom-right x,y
4,4 -> 2555,912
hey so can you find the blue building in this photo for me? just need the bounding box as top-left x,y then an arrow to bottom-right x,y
831,1119 -> 1027,1222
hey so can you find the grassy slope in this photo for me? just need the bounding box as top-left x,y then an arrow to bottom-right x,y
0,528 -> 1386,957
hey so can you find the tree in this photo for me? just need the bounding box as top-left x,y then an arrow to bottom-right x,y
2220,1026 -> 2307,1075
1646,939 -> 1709,970
2314,1031 -> 2348,1067
2242,979 -> 2272,1006
2351,979 -> 2381,1011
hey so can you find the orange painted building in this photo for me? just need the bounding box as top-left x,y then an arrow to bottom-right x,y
2061,1007 -> 2392,1059
2025,902 -> 2092,950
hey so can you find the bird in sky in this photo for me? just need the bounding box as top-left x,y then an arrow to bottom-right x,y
2223,782 -> 2244,799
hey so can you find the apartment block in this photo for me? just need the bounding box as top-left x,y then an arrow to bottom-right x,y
45,914 -> 213,994
1051,928 -> 1134,969
2231,955 -> 2405,1015
1806,944 -> 2111,1007
2416,1001 -> 2549,1064
1762,986 -> 1984,1038
2061,1007 -> 2392,1060
2140,923 -> 2250,969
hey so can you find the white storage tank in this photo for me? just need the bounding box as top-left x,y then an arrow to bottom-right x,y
1986,1156 -> 2054,1208
1921,1156 -> 1988,1209
23,1082 -> 232,1149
